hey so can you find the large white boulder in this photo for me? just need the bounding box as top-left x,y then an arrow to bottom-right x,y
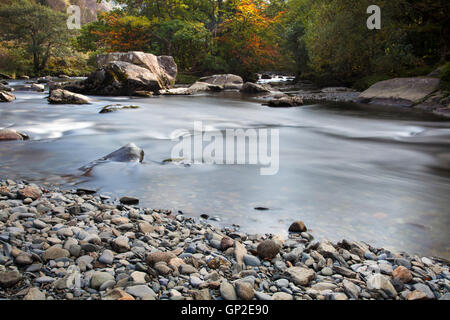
358,77 -> 440,107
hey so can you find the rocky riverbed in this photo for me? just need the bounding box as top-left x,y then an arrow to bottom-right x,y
0,180 -> 449,301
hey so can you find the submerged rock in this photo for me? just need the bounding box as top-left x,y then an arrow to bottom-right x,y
99,104 -> 140,113
0,129 -> 29,141
48,89 -> 90,104
102,143 -> 144,163
79,143 -> 144,172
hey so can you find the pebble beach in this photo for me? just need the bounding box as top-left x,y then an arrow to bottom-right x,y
0,179 -> 449,301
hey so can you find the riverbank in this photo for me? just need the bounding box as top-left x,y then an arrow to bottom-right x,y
0,180 -> 448,300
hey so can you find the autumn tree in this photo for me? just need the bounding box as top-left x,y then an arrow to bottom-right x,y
88,11 -> 152,52
216,0 -> 284,79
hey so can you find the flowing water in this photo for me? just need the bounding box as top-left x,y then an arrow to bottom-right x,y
1,81 -> 450,259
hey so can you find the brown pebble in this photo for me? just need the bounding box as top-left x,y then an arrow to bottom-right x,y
392,266 -> 412,283
288,220 -> 307,232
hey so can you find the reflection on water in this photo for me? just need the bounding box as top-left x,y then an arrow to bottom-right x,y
1,87 -> 450,259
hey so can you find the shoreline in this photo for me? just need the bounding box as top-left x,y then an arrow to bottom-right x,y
0,179 -> 448,300
3,76 -> 449,120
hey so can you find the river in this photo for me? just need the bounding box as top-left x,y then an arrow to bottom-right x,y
1,81 -> 450,259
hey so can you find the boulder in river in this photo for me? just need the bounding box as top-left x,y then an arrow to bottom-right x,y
240,82 -> 271,93
167,74 -> 245,94
31,83 -> 45,92
197,74 -> 243,90
358,77 -> 440,107
0,129 -> 29,141
79,143 -> 144,172
62,51 -> 177,96
97,51 -> 177,87
187,81 -> 223,93
0,90 -> 15,102
102,143 -> 144,163
48,89 -> 90,104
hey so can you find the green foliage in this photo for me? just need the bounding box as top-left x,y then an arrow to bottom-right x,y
441,62 -> 450,82
43,52 -> 94,76
282,0 -> 448,85
0,0 -> 448,84
151,19 -> 211,70
0,0 -> 72,75
352,74 -> 393,92
176,73 -> 199,84
440,62 -> 450,92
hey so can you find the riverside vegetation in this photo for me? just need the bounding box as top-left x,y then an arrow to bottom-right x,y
0,0 -> 449,89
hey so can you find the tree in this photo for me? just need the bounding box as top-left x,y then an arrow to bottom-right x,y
90,11 -> 152,52
0,0 -> 71,74
216,0 -> 284,78
151,19 -> 210,70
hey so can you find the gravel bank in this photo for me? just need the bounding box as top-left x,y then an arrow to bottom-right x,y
0,179 -> 449,300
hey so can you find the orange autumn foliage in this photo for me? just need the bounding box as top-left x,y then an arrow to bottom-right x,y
217,0 -> 284,72
90,12 -> 151,52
